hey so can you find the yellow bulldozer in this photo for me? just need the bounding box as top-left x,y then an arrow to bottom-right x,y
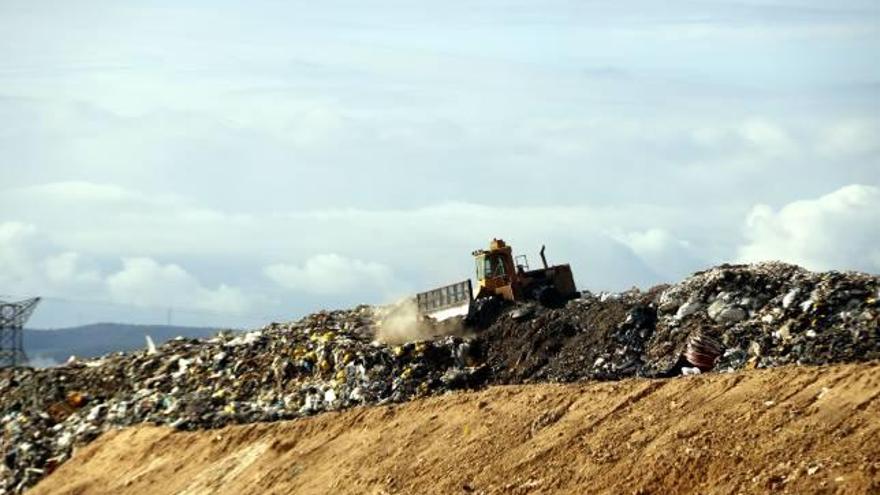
416,238 -> 578,326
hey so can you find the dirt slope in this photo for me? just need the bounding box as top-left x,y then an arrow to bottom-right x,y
32,362 -> 880,495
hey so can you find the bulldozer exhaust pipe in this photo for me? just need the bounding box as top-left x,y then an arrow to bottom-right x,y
540,245 -> 548,269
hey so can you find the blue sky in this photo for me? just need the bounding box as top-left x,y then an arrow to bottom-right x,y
1,1 -> 878,328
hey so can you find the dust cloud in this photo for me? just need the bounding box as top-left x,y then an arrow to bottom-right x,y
26,355 -> 61,368
372,298 -> 468,345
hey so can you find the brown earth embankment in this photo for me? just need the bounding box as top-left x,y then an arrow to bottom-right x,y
32,362 -> 880,495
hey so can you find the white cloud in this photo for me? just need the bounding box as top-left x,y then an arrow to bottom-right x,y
737,118 -> 796,158
0,222 -> 57,293
738,184 -> 880,272
817,119 -> 880,158
613,228 -> 704,280
0,223 -> 102,304
2,180 -> 712,269
616,228 -> 690,256
264,254 -> 395,295
12,181 -> 189,210
689,117 -> 798,161
0,221 -> 37,243
640,21 -> 879,42
0,221 -> 253,324
1,181 -> 741,299
0,222 -> 39,283
21,181 -> 140,203
106,257 -> 250,313
43,252 -> 101,286
1,0 -> 877,328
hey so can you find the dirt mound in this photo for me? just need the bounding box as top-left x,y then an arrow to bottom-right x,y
479,292 -> 650,383
30,362 -> 880,495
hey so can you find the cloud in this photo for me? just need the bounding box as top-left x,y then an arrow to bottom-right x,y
613,228 -> 705,280
1,0 -> 878,330
817,119 -> 880,158
44,252 -> 101,286
264,254 -> 396,295
738,184 -> 880,272
0,222 -> 41,287
0,222 -> 69,294
688,117 -> 798,161
0,221 -> 254,325
737,118 -> 796,158
11,181 -> 191,212
106,257 -> 250,313
1,180 -> 747,299
20,181 -> 143,203
6,180 -> 879,329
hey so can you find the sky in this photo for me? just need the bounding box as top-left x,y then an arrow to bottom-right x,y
1,0 -> 878,328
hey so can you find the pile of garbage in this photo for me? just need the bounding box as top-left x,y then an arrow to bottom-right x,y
480,262 -> 878,382
0,306 -> 484,493
1,262 -> 877,493
656,262 -> 879,372
478,288 -> 661,383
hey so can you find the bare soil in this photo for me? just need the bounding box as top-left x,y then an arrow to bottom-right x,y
31,362 -> 880,495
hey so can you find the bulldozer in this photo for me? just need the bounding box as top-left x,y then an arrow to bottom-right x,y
415,238 -> 578,326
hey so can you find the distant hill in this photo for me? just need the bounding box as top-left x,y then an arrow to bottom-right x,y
24,323 -> 232,367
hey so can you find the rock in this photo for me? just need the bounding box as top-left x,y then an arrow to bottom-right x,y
510,305 -> 535,321
657,290 -> 682,313
718,307 -> 747,323
782,289 -> 800,309
707,300 -> 747,324
774,324 -> 792,342
675,301 -> 703,320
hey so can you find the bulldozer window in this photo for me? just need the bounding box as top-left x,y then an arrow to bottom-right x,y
476,255 -> 506,279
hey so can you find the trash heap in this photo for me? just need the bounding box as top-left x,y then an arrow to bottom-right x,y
480,262 -> 879,383
653,262 -> 879,373
478,288 -> 662,383
1,262 -> 877,493
0,306 -> 484,494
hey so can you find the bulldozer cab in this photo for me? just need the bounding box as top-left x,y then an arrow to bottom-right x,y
473,239 -> 518,301
475,253 -> 509,279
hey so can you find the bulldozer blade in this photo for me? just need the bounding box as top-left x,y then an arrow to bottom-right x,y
415,279 -> 473,321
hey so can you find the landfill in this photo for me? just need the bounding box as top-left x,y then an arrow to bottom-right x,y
481,262 -> 879,382
2,262 -> 878,493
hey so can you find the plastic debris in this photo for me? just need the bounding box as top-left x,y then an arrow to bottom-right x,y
681,367 -> 702,376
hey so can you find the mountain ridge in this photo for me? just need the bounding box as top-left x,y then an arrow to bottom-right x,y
24,323 -> 227,366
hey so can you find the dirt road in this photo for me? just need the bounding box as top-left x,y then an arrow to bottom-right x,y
32,362 -> 880,494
